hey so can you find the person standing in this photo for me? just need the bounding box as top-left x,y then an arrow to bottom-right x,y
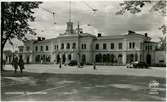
12,55 -> 18,73
59,58 -> 61,68
18,56 -> 24,73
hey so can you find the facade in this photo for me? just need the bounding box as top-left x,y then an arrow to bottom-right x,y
17,21 -> 165,66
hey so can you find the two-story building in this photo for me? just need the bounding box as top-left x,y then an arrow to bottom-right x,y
17,21 -> 162,66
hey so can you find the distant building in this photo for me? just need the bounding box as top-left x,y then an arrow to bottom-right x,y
17,21 -> 166,66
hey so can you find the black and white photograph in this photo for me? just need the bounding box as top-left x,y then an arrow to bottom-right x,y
1,0 -> 166,101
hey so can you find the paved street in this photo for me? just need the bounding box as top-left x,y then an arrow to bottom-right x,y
1,64 -> 166,101
4,64 -> 166,78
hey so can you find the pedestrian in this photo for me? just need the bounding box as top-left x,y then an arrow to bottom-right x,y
93,62 -> 96,70
12,55 -> 18,73
18,56 -> 24,73
59,58 -> 61,68
3,59 -> 6,69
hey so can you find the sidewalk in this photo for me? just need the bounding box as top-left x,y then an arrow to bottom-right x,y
3,64 -> 166,78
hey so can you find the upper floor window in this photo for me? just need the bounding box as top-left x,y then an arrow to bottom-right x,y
54,45 -> 57,49
57,45 -> 59,49
129,42 -> 131,49
46,45 -> 49,51
132,42 -> 135,48
103,43 -> 107,50
118,43 -> 122,49
82,44 -> 86,49
40,46 -> 43,51
84,44 -> 86,49
66,43 -> 70,49
35,46 -> 38,52
72,43 -> 76,49
26,46 -> 30,51
61,43 -> 64,49
129,42 -> 135,49
96,44 -> 99,50
110,43 -> 114,49
19,48 -> 23,52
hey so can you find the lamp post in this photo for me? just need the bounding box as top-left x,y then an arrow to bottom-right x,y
77,21 -> 81,68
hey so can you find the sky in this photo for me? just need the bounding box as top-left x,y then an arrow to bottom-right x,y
4,0 -> 166,51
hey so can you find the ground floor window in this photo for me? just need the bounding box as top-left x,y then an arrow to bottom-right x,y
82,54 -> 86,64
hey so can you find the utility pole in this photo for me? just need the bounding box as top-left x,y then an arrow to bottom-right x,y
77,21 -> 80,68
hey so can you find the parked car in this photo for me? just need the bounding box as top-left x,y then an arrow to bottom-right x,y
126,61 -> 148,69
68,60 -> 77,66
133,61 -> 148,69
68,60 -> 84,66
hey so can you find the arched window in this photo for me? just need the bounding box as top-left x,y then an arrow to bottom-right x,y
66,43 -> 70,49
103,54 -> 107,62
110,54 -> 114,63
99,53 -> 102,62
135,53 -> 138,61
118,54 -> 123,64
61,43 -> 64,49
72,43 -> 76,49
82,54 -> 86,64
68,54 -> 71,60
130,54 -> 134,62
106,54 -> 110,62
95,54 -> 99,62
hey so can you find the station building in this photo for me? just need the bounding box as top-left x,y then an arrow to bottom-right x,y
17,21 -> 166,66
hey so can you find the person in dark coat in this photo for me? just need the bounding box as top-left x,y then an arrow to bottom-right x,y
18,56 -> 24,73
12,56 -> 18,73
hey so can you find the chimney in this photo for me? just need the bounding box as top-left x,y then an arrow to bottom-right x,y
97,33 -> 102,37
144,33 -> 148,37
128,30 -> 135,34
42,37 -> 45,40
37,37 -> 41,41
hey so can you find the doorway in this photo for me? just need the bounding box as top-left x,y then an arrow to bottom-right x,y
146,54 -> 151,65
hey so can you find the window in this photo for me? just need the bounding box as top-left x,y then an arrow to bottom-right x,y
111,43 -> 114,49
66,43 -> 70,49
103,43 -> 107,49
96,44 -> 99,50
132,42 -> 135,48
118,43 -> 122,49
68,54 -> 71,60
40,46 -> 43,51
82,44 -> 86,49
84,44 -> 86,49
61,43 -> 64,49
35,46 -> 38,52
19,48 -> 23,52
46,46 -> 48,51
150,46 -> 152,50
57,45 -> 59,49
129,42 -> 131,48
140,42 -> 143,49
54,45 -> 57,49
72,43 -> 76,49
129,42 -> 135,49
26,46 -> 30,51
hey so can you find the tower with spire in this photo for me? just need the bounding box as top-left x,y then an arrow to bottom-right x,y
65,0 -> 74,35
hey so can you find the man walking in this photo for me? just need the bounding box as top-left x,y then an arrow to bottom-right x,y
18,56 -> 24,73
12,55 -> 18,73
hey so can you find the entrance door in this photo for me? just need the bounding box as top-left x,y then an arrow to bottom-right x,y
62,54 -> 66,64
57,54 -> 60,63
27,56 -> 30,64
146,54 -> 151,65
82,54 -> 86,64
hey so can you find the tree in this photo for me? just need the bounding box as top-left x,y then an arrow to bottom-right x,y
1,2 -> 42,71
116,0 -> 166,50
1,2 -> 42,51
